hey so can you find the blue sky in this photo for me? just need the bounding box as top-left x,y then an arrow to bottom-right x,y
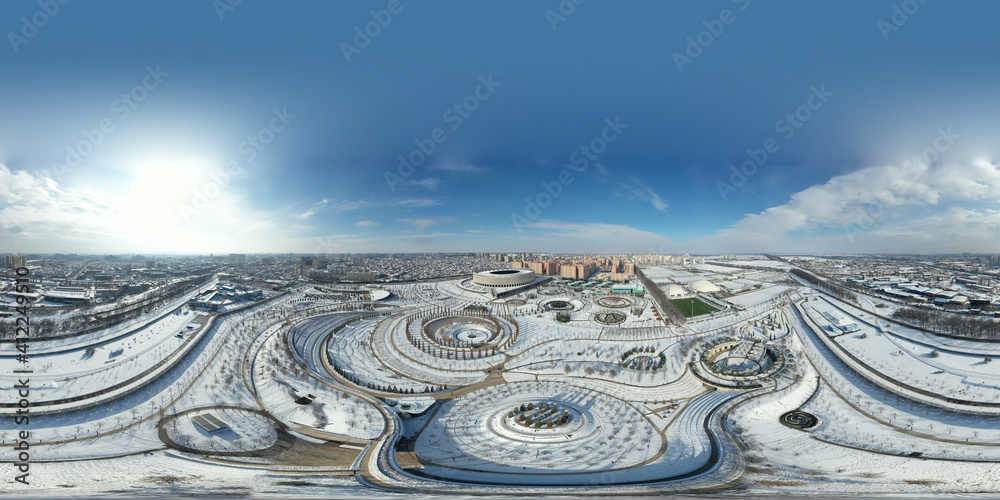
2,0 -> 999,255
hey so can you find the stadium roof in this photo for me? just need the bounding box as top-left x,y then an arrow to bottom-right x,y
688,280 -> 720,294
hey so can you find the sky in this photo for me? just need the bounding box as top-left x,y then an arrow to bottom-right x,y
1,0 -> 999,255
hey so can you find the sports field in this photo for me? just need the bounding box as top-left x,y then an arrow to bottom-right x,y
671,297 -> 719,317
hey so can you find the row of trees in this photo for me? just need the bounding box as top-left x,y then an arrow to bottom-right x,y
790,268 -> 858,304
891,307 -> 1000,339
634,267 -> 686,325
1,272 -> 215,341
330,359 -> 446,393
620,346 -> 656,360
463,304 -> 488,313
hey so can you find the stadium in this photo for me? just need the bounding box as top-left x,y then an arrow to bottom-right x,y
473,269 -> 537,288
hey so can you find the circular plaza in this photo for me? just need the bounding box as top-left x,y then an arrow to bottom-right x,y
413,381 -> 661,481
402,308 -> 520,362
597,296 -> 632,308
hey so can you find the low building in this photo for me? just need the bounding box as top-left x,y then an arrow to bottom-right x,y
43,286 -> 94,305
611,284 -> 644,294
345,271 -> 376,282
688,280 -> 720,294
821,310 -> 859,332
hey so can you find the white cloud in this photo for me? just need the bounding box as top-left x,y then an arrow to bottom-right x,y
395,199 -> 441,208
357,219 -> 379,227
0,164 -> 308,254
619,176 -> 668,211
515,220 -> 673,253
296,198 -> 374,219
0,165 -> 121,251
407,178 -> 441,190
399,217 -> 442,230
593,161 -> 610,176
431,164 -> 490,174
696,160 -> 1000,253
237,220 -> 274,235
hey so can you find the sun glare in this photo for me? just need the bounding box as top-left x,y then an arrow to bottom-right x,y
117,158 -> 215,249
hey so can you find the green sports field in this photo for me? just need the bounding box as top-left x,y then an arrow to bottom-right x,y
671,297 -> 719,317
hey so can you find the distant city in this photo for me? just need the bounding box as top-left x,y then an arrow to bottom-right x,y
3,252 -> 997,311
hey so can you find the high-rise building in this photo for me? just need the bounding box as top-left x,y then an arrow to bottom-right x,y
541,260 -> 560,275
560,263 -> 596,279
527,261 -> 545,275
3,255 -> 27,268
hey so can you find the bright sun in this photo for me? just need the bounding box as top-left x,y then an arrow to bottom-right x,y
119,159 -> 213,249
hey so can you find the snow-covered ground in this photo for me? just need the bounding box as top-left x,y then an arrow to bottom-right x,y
255,323 -> 384,440
0,452 -> 367,497
8,273 -> 1000,496
0,308 -> 203,404
413,379 -> 668,484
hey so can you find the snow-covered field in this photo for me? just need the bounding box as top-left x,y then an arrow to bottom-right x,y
255,323 -> 384,440
7,273 -> 1000,496
414,380 -> 661,481
0,308 -> 203,404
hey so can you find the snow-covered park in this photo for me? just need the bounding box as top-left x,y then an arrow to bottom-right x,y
6,269 -> 1000,496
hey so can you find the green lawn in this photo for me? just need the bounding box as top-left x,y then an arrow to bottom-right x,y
671,297 -> 719,317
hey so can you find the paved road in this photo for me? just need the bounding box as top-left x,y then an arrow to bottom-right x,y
287,312 -> 371,382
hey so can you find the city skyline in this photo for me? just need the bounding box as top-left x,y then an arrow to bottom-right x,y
3,1 -> 1000,255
